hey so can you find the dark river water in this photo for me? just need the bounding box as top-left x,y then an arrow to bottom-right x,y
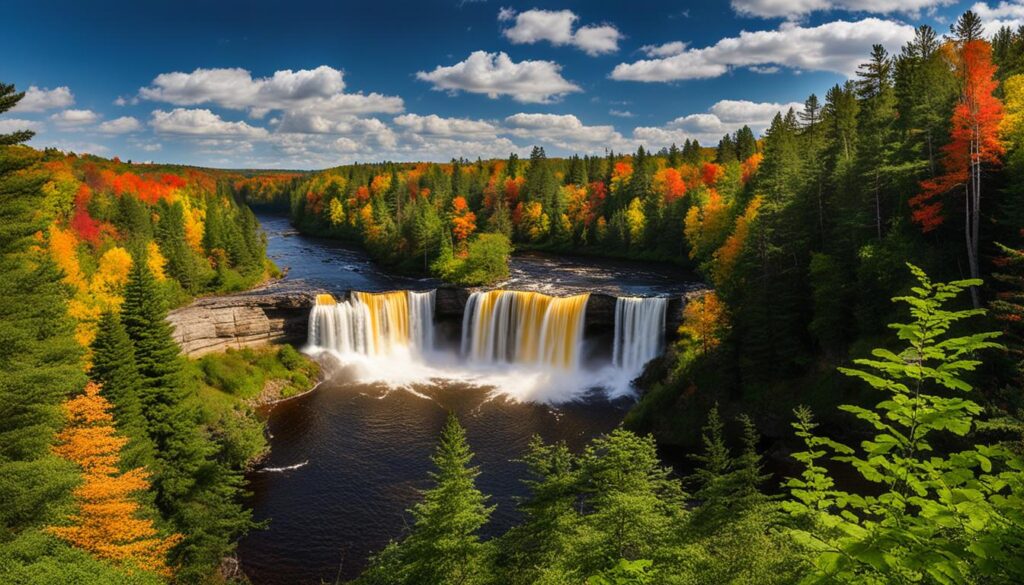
237,214 -> 697,584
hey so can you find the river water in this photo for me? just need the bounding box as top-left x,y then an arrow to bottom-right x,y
237,214 -> 698,584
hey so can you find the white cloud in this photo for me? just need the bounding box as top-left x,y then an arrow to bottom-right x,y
393,113 -> 499,137
150,108 -> 270,138
12,86 -> 74,112
750,65 -> 782,74
139,66 -> 403,119
98,116 -> 142,134
50,109 -> 99,127
731,0 -> 954,19
416,51 -> 582,104
973,1 -> 1024,36
504,113 -> 629,152
0,118 -> 43,134
500,9 -> 623,56
609,109 -> 635,118
632,99 -> 803,146
612,18 -> 915,82
640,41 -> 688,58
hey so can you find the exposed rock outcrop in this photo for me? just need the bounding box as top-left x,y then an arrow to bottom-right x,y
168,291 -> 312,356
168,286 -> 702,356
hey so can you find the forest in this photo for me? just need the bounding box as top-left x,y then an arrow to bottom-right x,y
1,7 -> 1023,585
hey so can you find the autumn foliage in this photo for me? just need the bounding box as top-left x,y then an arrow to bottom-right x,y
679,291 -> 729,355
911,40 -> 1004,231
47,382 -> 181,577
451,196 -> 477,245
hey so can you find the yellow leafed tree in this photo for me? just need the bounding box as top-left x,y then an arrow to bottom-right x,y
47,382 -> 181,578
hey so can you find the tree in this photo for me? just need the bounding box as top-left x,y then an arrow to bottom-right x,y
678,292 -> 728,356
785,265 -> 1023,583
120,255 -> 253,579
47,382 -> 180,577
360,412 -> 494,585
0,82 -> 85,556
911,37 -> 1004,308
89,310 -> 152,467
575,429 -> 685,575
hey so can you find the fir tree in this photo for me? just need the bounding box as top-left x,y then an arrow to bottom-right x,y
89,310 -> 153,467
361,412 -> 494,585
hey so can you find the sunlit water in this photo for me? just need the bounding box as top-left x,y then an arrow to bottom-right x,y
237,214 -> 696,583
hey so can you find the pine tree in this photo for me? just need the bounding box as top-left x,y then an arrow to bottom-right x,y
89,310 -> 153,467
689,404 -> 732,518
361,412 -> 494,585
496,437 -> 580,584
735,126 -> 758,160
0,82 -> 85,541
120,254 -> 253,579
855,44 -> 898,240
576,429 -> 685,574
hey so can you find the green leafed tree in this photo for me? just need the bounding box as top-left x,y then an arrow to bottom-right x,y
784,265 -> 1024,584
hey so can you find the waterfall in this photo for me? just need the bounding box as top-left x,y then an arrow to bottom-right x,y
408,290 -> 435,355
613,296 -> 667,374
309,290 -> 434,356
462,290 -> 590,370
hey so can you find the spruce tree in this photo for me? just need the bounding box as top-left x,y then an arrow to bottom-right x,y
689,405 -> 733,522
89,309 -> 153,467
0,81 -> 85,547
362,412 -> 493,585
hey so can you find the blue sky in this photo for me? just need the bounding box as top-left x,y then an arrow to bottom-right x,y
1,0 -> 1019,169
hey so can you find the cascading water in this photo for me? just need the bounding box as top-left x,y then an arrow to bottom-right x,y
408,290 -> 435,355
308,290 -> 434,357
461,290 -> 590,370
612,296 -> 667,374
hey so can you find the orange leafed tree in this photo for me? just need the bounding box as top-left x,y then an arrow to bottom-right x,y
713,196 -> 762,286
450,196 -> 477,245
653,167 -> 687,203
910,38 -> 1004,306
48,382 -> 181,577
679,291 -> 729,355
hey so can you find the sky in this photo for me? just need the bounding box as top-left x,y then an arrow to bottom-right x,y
1,0 -> 1021,169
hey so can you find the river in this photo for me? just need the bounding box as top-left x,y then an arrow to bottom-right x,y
237,214 -> 698,583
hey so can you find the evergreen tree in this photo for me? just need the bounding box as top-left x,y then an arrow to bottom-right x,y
120,254 -> 253,579
689,405 -> 732,521
855,44 -> 898,240
89,310 -> 153,467
360,412 -> 494,585
735,126 -> 758,160
0,81 -> 85,560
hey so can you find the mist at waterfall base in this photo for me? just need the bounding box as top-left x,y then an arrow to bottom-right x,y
305,290 -> 667,403
238,213 -> 693,584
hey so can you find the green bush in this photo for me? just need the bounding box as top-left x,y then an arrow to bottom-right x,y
432,233 -> 512,286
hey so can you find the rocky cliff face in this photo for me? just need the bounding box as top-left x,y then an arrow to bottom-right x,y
168,291 -> 313,356
168,286 -> 699,356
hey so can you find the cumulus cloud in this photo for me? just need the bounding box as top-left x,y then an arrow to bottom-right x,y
632,99 -> 803,146
612,18 -> 914,82
504,113 -> 629,151
500,9 -> 623,56
98,116 -> 142,134
150,108 -> 270,138
730,0 -> 955,19
139,66 -> 403,119
416,51 -> 582,103
50,109 -> 100,127
640,41 -> 688,58
13,86 -> 74,112
0,118 -> 44,134
973,1 -> 1024,36
393,113 -> 499,137
275,112 -> 398,146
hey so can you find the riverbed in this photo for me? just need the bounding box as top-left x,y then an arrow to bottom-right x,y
237,214 -> 698,583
